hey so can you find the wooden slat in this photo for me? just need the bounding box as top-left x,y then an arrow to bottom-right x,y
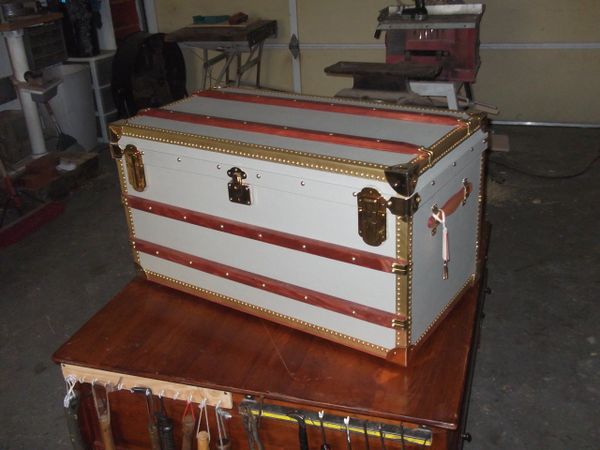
138,108 -> 422,155
195,89 -> 460,126
134,239 -> 403,328
126,195 -> 402,273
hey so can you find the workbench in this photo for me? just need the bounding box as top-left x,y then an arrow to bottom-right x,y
53,262 -> 487,450
166,20 -> 277,89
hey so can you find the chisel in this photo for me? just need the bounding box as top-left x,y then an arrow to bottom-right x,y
131,387 -> 161,450
91,383 -> 116,450
318,410 -> 331,450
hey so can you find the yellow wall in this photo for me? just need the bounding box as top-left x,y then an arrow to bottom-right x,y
156,0 -> 600,124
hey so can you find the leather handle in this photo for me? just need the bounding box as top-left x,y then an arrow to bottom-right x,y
427,179 -> 472,229
181,414 -> 195,450
98,414 -> 116,450
148,423 -> 161,450
197,430 -> 210,450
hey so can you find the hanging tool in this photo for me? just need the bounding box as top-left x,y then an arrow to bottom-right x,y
378,424 -> 386,450
239,403 -> 264,450
131,387 -> 161,450
157,396 -> 176,450
63,377 -> 87,450
215,403 -> 232,450
344,417 -> 352,450
399,424 -> 406,450
91,382 -> 116,450
318,410 -> 331,450
289,413 -> 309,450
363,421 -> 370,450
196,399 -> 210,450
181,396 -> 196,450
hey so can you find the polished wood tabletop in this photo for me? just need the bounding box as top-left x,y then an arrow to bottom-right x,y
53,276 -> 481,431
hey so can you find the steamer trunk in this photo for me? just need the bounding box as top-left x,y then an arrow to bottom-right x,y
109,87 -> 487,365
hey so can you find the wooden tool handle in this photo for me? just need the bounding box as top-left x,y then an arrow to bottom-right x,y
149,423 -> 162,450
428,180 -> 473,228
98,414 -> 116,450
196,430 -> 210,450
181,415 -> 195,450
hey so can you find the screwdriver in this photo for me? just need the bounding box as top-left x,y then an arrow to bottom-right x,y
318,410 -> 331,450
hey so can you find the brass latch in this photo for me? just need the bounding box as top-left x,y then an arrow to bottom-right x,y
124,144 -> 146,192
357,187 -> 387,246
227,167 -> 251,205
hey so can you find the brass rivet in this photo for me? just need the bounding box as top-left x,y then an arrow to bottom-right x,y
261,283 -> 266,288
183,216 -> 187,220
304,296 -> 308,300
328,133 -> 334,136
189,261 -> 193,265
148,206 -> 152,210
256,174 -> 261,179
352,310 -> 356,315
155,251 -> 159,255
302,244 -> 306,249
225,272 -> 229,276
258,233 -> 263,238
300,181 -> 305,186
177,157 -> 182,162
352,257 -> 356,261
217,164 -> 222,169
220,225 -> 224,229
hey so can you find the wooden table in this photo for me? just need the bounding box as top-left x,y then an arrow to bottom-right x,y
53,271 -> 486,450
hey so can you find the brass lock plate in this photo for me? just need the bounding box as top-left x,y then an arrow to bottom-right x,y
227,167 -> 251,205
124,144 -> 146,192
357,187 -> 387,246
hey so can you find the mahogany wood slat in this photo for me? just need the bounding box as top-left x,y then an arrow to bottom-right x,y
195,89 -> 461,126
126,195 -> 402,273
134,239 -> 402,328
53,276 -> 481,431
138,108 -> 422,155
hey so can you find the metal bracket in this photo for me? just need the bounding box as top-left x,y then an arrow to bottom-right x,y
288,34 -> 300,59
387,194 -> 420,221
384,163 -> 420,196
227,167 -> 251,205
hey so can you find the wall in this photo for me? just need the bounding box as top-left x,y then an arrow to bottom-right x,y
155,0 -> 600,124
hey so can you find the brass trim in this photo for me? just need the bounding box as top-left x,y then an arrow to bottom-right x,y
118,122 -> 389,181
394,217 -> 411,348
123,144 -> 147,192
474,152 -> 487,277
145,270 -> 395,357
117,163 -> 141,266
357,187 -> 387,246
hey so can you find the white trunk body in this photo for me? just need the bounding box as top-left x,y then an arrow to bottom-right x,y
111,87 -> 487,364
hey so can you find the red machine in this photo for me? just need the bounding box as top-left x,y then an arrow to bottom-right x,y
377,3 -> 485,83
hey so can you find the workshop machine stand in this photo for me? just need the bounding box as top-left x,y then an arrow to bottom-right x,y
53,229 -> 489,450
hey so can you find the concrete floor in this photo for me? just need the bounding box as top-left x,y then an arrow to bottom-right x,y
0,125 -> 599,449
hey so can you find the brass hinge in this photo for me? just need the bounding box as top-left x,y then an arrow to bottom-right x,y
124,144 -> 147,192
391,262 -> 409,275
387,194 -> 420,221
357,187 -> 387,246
392,318 -> 408,330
